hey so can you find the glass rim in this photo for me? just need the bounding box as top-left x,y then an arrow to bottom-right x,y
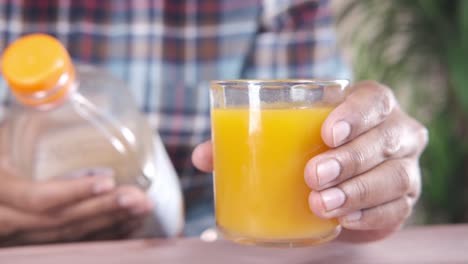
211,79 -> 350,88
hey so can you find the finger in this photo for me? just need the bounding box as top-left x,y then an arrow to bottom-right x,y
8,211 -> 133,246
0,173 -> 116,213
339,196 -> 413,230
305,109 -> 429,190
192,140 -> 213,172
322,81 -> 398,147
1,186 -> 151,234
309,159 -> 420,218
53,186 -> 152,227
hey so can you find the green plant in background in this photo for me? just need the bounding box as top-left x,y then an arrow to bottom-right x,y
338,0 -> 468,223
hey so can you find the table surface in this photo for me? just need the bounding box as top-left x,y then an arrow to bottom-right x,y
1,224 -> 468,264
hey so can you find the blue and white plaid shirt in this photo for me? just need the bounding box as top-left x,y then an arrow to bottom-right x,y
0,0 -> 350,236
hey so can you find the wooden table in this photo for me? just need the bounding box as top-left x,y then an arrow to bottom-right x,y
1,224 -> 467,264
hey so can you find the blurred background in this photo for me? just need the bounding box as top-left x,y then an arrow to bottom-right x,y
333,0 -> 468,225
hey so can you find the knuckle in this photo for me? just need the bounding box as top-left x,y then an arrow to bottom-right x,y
358,109 -> 371,128
361,197 -> 414,230
410,173 -> 422,201
351,81 -> 397,130
416,124 -> 429,150
391,160 -> 412,195
358,205 -> 386,229
379,85 -> 396,117
347,146 -> 366,173
367,206 -> 386,228
380,127 -> 402,157
351,177 -> 372,203
407,160 -> 422,200
364,81 -> 396,117
401,196 -> 413,220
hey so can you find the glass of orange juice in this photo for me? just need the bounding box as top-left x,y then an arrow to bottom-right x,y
210,79 -> 350,247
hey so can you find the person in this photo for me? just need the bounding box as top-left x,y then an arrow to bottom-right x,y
0,0 -> 427,246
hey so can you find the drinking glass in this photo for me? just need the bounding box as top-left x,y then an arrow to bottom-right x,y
210,79 -> 350,247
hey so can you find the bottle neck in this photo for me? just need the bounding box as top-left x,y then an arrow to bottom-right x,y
13,69 -> 77,109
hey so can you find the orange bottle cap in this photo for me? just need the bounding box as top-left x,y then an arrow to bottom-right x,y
1,34 -> 75,106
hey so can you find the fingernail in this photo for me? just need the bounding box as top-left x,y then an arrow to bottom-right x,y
333,121 -> 351,146
93,177 -> 116,194
343,211 -> 362,222
317,159 -> 341,187
320,187 -> 346,211
118,193 -> 140,208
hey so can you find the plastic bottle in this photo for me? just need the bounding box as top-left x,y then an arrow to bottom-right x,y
0,34 -> 158,189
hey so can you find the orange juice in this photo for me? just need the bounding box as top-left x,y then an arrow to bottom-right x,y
212,107 -> 339,243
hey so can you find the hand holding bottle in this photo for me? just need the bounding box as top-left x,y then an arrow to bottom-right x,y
0,168 -> 152,247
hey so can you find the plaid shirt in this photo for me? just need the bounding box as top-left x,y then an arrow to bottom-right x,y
0,0 -> 350,235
